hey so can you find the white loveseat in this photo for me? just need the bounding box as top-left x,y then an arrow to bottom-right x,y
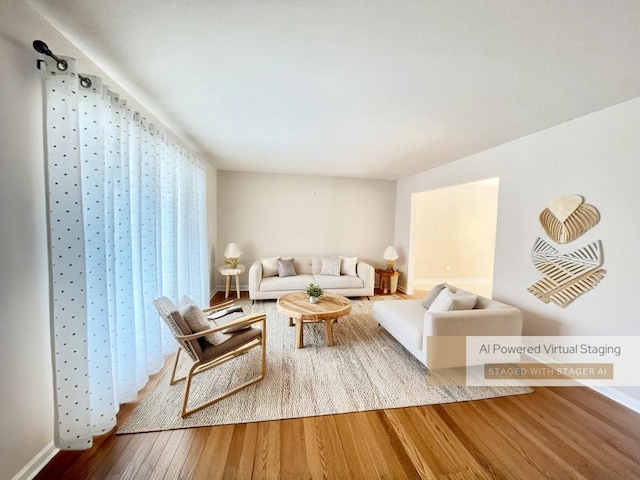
373,284 -> 523,369
249,256 -> 375,300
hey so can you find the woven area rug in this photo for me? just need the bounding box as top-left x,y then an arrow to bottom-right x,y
118,298 -> 532,434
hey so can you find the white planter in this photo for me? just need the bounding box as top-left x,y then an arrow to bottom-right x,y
309,296 -> 319,304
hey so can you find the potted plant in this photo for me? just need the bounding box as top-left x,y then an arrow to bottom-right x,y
304,283 -> 324,303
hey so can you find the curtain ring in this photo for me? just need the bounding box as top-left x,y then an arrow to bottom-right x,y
79,75 -> 92,88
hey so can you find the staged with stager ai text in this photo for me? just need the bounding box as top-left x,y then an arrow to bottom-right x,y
428,336 -> 638,387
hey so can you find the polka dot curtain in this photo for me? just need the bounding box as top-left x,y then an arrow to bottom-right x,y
41,56 -> 209,450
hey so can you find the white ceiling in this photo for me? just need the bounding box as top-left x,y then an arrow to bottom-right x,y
29,0 -> 640,180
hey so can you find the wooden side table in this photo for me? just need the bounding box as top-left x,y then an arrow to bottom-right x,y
375,268 -> 399,294
218,264 -> 245,299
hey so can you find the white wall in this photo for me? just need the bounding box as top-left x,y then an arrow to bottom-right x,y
0,1 -> 215,478
411,179 -> 499,296
0,3 -> 54,478
216,171 -> 396,289
396,97 -> 640,406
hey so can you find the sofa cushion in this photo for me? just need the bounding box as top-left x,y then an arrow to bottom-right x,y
311,257 -> 323,275
428,288 -> 478,312
261,257 -> 280,277
278,258 -> 297,277
260,274 -> 315,292
340,256 -> 358,276
373,299 -> 425,352
314,274 -> 364,290
320,256 -> 342,276
422,283 -> 446,309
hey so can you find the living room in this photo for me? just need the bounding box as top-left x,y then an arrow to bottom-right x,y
2,1 -> 640,479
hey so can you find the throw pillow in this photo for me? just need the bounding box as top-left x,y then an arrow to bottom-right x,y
339,256 -> 358,276
428,289 -> 478,312
320,256 -> 342,276
178,295 -> 231,346
422,283 -> 447,309
261,257 -> 280,278
278,258 -> 297,277
450,291 -> 478,310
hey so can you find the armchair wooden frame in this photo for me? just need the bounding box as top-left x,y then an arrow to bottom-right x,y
159,298 -> 267,418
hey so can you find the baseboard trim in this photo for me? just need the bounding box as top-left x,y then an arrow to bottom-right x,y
526,349 -> 640,415
590,387 -> 640,415
413,278 -> 492,288
12,441 -> 58,480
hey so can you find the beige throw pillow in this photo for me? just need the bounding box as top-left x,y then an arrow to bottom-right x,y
428,289 -> 478,312
320,256 -> 342,276
261,257 -> 280,277
179,295 -> 231,346
422,283 -> 447,309
339,256 -> 358,276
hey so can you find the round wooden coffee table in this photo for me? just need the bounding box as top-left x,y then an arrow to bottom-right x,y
277,292 -> 352,348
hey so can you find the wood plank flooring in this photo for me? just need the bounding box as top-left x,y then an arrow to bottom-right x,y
35,291 -> 640,479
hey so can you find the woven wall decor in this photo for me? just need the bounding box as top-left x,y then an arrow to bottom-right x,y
528,237 -> 606,308
539,194 -> 600,244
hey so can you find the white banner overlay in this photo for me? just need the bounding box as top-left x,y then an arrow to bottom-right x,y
463,336 -> 640,387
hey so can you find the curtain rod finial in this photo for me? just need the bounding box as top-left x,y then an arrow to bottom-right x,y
33,40 -> 51,55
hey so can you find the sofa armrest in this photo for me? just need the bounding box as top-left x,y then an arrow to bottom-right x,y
248,260 -> 263,299
424,307 -> 523,337
423,307 -> 523,369
356,261 -> 375,290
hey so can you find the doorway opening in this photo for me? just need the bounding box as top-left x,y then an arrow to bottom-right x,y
408,177 -> 500,297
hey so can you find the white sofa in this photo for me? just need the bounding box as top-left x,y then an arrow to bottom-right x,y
373,285 -> 523,369
249,256 -> 375,300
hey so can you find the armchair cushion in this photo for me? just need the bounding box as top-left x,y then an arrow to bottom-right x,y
200,326 -> 262,362
179,296 -> 231,346
153,296 -> 203,361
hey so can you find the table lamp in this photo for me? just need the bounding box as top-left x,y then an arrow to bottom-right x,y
224,243 -> 241,268
383,246 -> 399,271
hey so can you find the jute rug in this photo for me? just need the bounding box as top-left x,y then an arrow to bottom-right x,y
118,298 -> 532,434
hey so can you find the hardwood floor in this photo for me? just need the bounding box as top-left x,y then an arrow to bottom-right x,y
36,290 -> 640,479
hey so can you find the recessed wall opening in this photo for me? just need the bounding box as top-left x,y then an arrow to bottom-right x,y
408,177 -> 500,297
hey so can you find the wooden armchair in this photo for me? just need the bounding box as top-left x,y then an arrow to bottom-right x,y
153,297 -> 266,418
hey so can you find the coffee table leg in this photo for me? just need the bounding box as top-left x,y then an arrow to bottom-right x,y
295,319 -> 304,349
288,317 -> 294,327
324,319 -> 335,346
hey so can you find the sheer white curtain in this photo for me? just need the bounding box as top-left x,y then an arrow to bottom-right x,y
41,56 -> 208,449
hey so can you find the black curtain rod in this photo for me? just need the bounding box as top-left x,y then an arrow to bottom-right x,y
33,40 -> 92,88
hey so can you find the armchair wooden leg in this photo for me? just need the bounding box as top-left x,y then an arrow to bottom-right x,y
179,332 -> 267,418
169,348 -> 182,386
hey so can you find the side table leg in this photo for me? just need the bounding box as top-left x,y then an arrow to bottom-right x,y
225,275 -> 231,299
235,273 -> 241,299
295,319 -> 304,349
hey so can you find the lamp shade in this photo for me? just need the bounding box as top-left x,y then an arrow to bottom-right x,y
224,243 -> 241,258
383,246 -> 399,261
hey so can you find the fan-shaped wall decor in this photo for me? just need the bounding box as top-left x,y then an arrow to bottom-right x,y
528,237 -> 606,308
539,194 -> 600,244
